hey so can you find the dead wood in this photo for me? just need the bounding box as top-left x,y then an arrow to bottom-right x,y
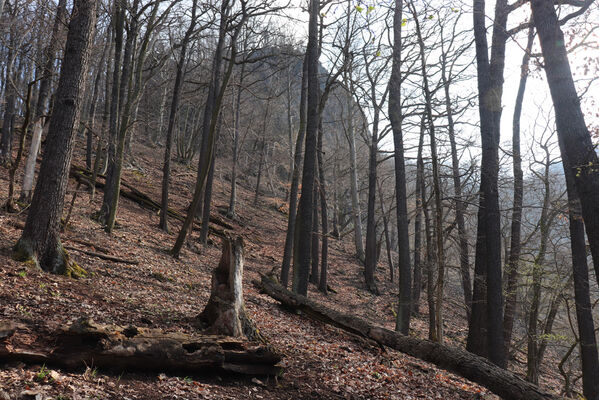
0,318 -> 282,376
63,245 -> 138,265
70,165 -> 233,233
255,275 -> 557,400
198,234 -> 262,342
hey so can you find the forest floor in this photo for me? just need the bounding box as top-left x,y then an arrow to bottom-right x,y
0,141 -> 553,399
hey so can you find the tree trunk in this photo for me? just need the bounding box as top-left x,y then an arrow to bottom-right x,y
561,142 -> 599,400
440,30 -> 471,322
172,0 -> 243,258
257,276 -> 557,400
160,0 -> 197,232
292,0 -> 319,296
317,119 -> 329,294
410,0 -> 445,342
17,0 -> 68,203
279,54 -> 308,287
197,234 -> 261,341
503,26 -> 534,357
467,0 -> 507,367
0,319 -> 281,376
531,0 -> 599,289
364,117 -> 379,295
388,0 -> 411,334
13,0 -> 96,276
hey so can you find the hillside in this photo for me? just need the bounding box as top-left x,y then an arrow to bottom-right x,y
0,142 -> 499,400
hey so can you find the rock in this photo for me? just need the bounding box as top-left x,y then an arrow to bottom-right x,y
18,389 -> 43,400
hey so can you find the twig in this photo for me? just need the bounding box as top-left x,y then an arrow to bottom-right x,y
63,245 -> 139,265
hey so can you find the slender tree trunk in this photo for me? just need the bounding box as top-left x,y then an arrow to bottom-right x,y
0,35 -> 15,167
411,1 -> 445,342
364,118 -> 379,295
292,0 -> 319,296
346,83 -> 365,263
467,0 -> 507,367
227,61 -> 245,219
503,26 -> 534,356
388,0 -> 411,334
412,121 -> 426,317
172,0 -> 242,258
531,0 -> 599,289
561,146 -> 599,400
317,120 -> 329,294
160,0 -> 198,232
13,0 -> 97,275
200,116 -> 221,246
440,37 -> 471,322
377,181 -> 394,282
310,182 -> 319,285
526,146 -> 554,385
18,0 -> 68,202
280,54 -> 308,287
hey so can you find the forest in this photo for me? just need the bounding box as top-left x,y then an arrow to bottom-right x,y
1,0 -> 599,398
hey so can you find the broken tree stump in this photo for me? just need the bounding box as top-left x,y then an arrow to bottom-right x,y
197,235 -> 262,342
255,275 -> 557,400
0,318 -> 282,376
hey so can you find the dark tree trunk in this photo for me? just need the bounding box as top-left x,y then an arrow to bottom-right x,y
200,129 -> 218,246
562,152 -> 599,400
364,120 -> 379,295
440,32 -> 471,322
412,119 -> 426,317
160,0 -> 198,232
227,61 -> 246,220
172,0 -> 244,258
292,0 -> 319,296
531,0 -> 599,289
0,35 -> 16,167
503,26 -> 534,357
388,0 -> 411,334
467,0 -> 507,368
280,54 -> 308,287
18,0 -> 68,203
410,0 -> 445,342
257,276 -> 557,400
317,119 -> 329,294
13,0 -> 97,275
310,183 -> 319,285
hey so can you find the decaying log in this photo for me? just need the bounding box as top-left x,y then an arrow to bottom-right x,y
255,275 -> 557,400
0,319 -> 282,376
70,165 -> 233,233
63,245 -> 139,265
198,235 -> 262,342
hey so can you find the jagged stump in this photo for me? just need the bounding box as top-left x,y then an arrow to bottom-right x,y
197,234 -> 262,342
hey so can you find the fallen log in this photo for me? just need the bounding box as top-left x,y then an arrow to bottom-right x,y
63,245 -> 139,265
255,275 -> 557,400
0,318 -> 282,376
70,165 -> 234,231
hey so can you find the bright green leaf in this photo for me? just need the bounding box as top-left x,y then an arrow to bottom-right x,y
355,5 -> 363,12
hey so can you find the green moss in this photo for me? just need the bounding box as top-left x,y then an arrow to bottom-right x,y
61,249 -> 87,279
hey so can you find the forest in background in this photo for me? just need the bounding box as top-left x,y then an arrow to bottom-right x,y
1,0 -> 599,399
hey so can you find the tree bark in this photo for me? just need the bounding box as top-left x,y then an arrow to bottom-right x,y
292,0 -> 319,296
18,0 -> 68,203
257,276 -> 557,400
160,0 -> 198,232
388,0 -> 411,334
503,26 -> 534,357
0,319 -> 281,376
467,0 -> 507,367
279,54 -> 308,287
13,0 -> 97,276
531,0 -> 599,290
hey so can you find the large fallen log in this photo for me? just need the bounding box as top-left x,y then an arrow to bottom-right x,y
255,275 -> 558,400
70,165 -> 233,233
0,319 -> 282,376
